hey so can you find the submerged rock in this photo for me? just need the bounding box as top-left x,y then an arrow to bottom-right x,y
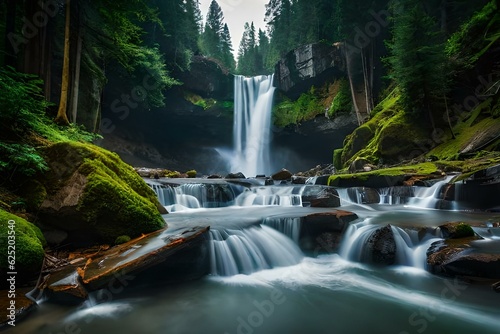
301,186 -> 341,208
225,172 -> 246,179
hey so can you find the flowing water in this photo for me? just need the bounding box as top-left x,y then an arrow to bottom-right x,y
11,182 -> 500,334
230,75 -> 276,177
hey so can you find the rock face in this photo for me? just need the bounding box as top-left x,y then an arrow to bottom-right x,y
275,43 -> 346,99
175,56 -> 233,100
38,142 -> 166,246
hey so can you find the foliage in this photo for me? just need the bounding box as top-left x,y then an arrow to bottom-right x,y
186,170 -> 197,178
385,0 -> 448,118
273,87 -> 324,127
0,143 -> 48,178
446,1 -> 500,70
327,79 -> 352,117
115,235 -> 131,245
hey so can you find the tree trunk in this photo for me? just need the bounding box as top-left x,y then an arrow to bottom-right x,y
70,32 -> 82,123
55,0 -> 71,126
344,43 -> 363,126
4,0 -> 17,67
444,94 -> 455,139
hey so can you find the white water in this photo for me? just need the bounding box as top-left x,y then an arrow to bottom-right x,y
406,175 -> 455,209
209,226 -> 303,276
231,75 -> 276,177
234,186 -> 304,207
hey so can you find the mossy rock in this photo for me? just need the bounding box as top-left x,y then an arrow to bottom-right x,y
40,142 -> 166,245
114,235 -> 131,245
341,125 -> 375,165
440,222 -> 475,239
19,180 -> 47,211
0,209 -> 45,286
333,149 -> 343,170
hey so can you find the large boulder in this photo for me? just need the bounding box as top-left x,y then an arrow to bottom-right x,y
301,186 -> 341,208
38,142 -> 166,247
275,42 -> 346,99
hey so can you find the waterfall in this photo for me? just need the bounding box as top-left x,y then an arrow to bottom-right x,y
232,75 -> 276,177
340,219 -> 442,268
406,175 -> 455,209
263,217 -> 302,243
209,226 -> 303,276
234,186 -> 304,207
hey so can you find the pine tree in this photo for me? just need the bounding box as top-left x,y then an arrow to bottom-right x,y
221,23 -> 235,71
200,0 -> 225,59
386,0 -> 448,130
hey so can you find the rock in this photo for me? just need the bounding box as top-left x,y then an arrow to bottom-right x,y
301,186 -> 341,208
175,56 -> 233,100
493,281 -> 500,293
275,42 -> 345,99
38,142 -> 166,247
207,174 -> 223,179
0,288 -> 37,326
346,187 -> 380,204
225,172 -> 246,179
265,179 -> 275,186
348,158 -> 371,173
439,222 -> 475,239
272,168 -> 293,180
365,225 -> 396,265
300,210 -> 358,254
427,239 -> 500,279
291,176 -> 308,184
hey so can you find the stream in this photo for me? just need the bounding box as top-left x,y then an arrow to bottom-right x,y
9,180 -> 500,334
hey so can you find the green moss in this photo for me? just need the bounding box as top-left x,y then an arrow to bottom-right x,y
20,180 -> 47,211
165,170 -> 181,178
333,149 -> 343,170
341,124 -> 375,165
186,170 -> 197,178
327,79 -> 352,117
328,162 -> 439,186
453,223 -> 475,239
114,235 -> 131,245
273,86 -> 325,127
43,142 -> 165,243
0,209 -> 45,279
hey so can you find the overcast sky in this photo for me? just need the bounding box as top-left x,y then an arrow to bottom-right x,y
199,0 -> 268,57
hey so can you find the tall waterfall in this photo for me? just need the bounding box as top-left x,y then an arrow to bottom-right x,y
231,75 -> 276,177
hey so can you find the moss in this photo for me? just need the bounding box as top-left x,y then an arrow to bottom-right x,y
333,149 -> 343,170
186,170 -> 197,178
20,180 -> 47,211
43,142 -> 165,243
0,209 -> 45,282
114,235 -> 131,245
341,125 -> 375,165
165,170 -> 181,178
327,79 -> 352,117
453,223 -> 475,239
328,162 -> 439,186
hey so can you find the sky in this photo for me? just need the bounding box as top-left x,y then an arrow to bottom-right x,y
199,0 -> 269,57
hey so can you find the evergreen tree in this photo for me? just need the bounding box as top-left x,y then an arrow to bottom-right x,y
221,24 -> 236,71
386,0 -> 448,129
200,0 -> 225,60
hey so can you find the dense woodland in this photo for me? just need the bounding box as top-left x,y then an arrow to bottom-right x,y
0,0 -> 499,179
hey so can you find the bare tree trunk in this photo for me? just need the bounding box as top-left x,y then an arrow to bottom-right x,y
70,32 -> 82,123
344,43 -> 362,125
444,94 -> 455,139
55,0 -> 71,126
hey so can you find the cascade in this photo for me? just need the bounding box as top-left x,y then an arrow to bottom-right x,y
231,75 -> 276,177
149,183 -> 244,212
406,175 -> 456,209
262,217 -> 301,243
378,186 -> 415,205
234,186 -> 304,207
208,225 -> 303,276
340,219 -> 442,268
